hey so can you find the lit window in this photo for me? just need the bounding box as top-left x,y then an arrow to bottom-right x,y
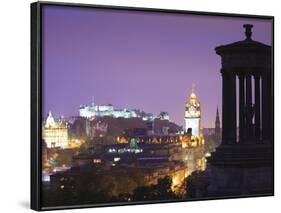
114,157 -> 120,162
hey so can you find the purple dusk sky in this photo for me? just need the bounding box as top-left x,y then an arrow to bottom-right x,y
42,5 -> 272,128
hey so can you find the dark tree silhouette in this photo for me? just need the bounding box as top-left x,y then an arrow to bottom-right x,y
132,176 -> 179,201
185,171 -> 209,198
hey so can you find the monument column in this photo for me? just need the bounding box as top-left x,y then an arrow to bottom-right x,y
221,70 -> 230,145
266,66 -> 273,144
245,74 -> 253,140
238,73 -> 245,142
221,70 -> 237,145
229,72 -> 237,144
254,74 -> 261,141
262,72 -> 269,141
215,24 -> 271,146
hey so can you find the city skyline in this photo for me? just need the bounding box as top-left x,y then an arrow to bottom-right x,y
36,4 -> 273,209
42,5 -> 272,127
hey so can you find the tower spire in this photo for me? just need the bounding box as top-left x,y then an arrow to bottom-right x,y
215,106 -> 221,142
215,106 -> 220,124
190,83 -> 197,100
192,83 -> 195,94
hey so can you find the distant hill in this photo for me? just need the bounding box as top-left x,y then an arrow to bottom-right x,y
93,116 -> 181,137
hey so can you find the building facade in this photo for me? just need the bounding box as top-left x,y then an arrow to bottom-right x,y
184,87 -> 201,136
79,101 -> 170,121
80,103 -> 138,119
43,112 -> 69,149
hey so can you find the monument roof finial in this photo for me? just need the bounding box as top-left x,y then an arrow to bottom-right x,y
243,24 -> 253,40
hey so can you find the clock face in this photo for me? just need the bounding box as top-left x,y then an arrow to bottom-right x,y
185,103 -> 200,118
189,106 -> 195,115
187,105 -> 198,117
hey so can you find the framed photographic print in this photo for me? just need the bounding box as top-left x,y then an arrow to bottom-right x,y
31,1 -> 274,211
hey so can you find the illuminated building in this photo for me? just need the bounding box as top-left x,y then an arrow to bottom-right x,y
42,141 -> 49,169
80,103 -> 138,119
108,138 -> 143,154
42,112 -> 69,149
184,85 -> 201,136
116,136 -> 129,144
79,99 -> 170,121
158,112 -> 170,121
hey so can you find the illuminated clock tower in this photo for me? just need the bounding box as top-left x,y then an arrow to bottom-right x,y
184,85 -> 201,136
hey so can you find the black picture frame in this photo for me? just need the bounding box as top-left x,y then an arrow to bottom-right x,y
31,1 -> 274,211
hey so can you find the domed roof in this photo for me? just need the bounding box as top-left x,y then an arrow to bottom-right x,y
215,24 -> 271,55
186,84 -> 200,107
189,84 -> 198,100
45,111 -> 57,128
190,91 -> 196,99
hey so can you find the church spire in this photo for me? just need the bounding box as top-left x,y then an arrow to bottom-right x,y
216,106 -> 220,123
215,106 -> 221,142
